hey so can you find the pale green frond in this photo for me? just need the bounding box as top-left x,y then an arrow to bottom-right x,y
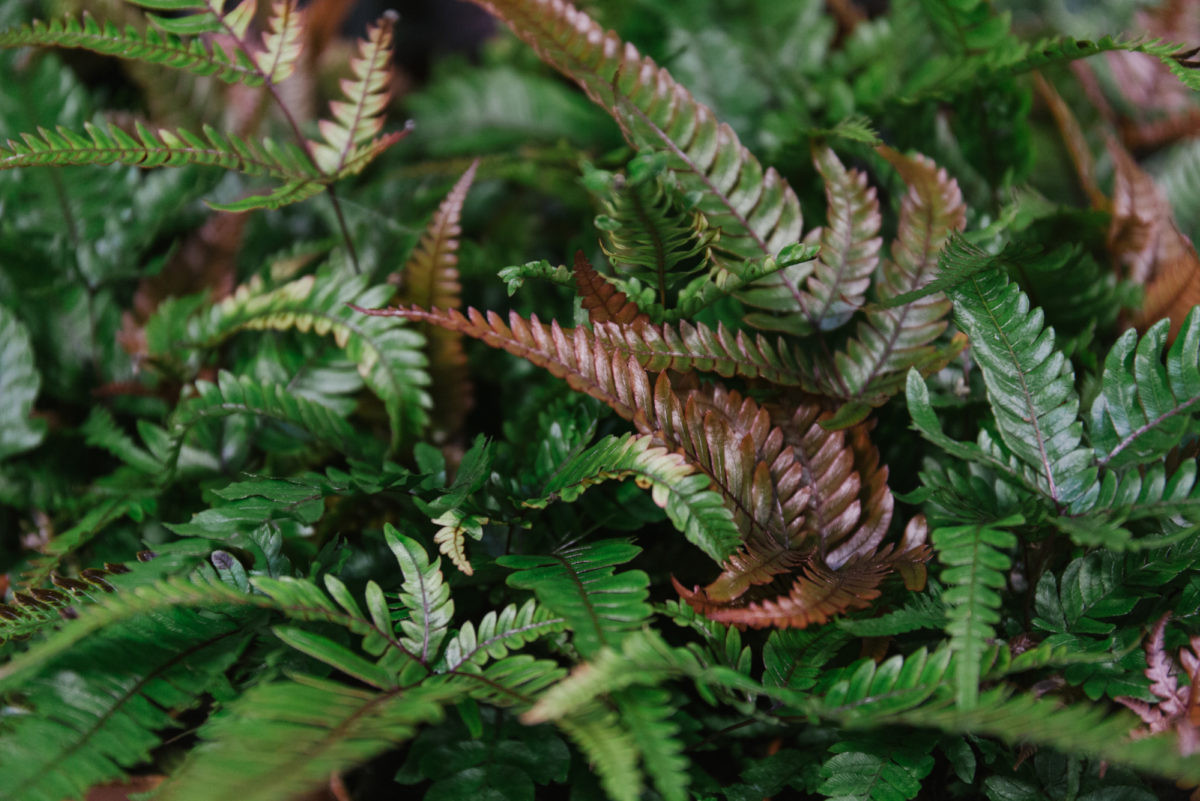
0,305 -> 46,461
438,599 -> 567,672
254,0 -> 303,83
385,524 -> 454,664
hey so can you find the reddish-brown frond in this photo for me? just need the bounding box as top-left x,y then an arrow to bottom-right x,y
573,251 -> 648,325
399,160 -> 479,439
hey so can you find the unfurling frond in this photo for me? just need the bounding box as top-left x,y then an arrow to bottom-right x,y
499,539 -> 651,658
574,252 -> 649,325
310,13 -> 400,177
402,161 -> 478,438
466,0 -> 804,282
0,13 -> 261,85
1091,305 -> 1200,470
949,268 -> 1098,511
822,148 -> 967,420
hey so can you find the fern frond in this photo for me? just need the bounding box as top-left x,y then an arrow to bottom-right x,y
1096,460 -> 1200,523
616,686 -> 689,801
522,433 -> 741,563
438,599 -> 567,672
183,274 -> 430,446
949,268 -> 1098,511
0,601 -> 253,801
1090,310 -> 1200,469
154,677 -> 452,801
455,654 -> 568,709
124,0 -> 255,38
0,305 -> 45,461
466,0 -> 804,279
934,518 -> 1020,708
556,701 -> 644,801
384,525 -> 454,664
162,371 -> 367,472
431,508 -> 486,576
798,144 -> 883,333
826,147 -> 968,414
310,13 -> 399,177
254,0 -> 303,83
584,158 -> 713,305
573,251 -> 649,325
498,539 -> 650,658
402,161 -> 478,437
0,121 -> 315,183
0,13 -> 261,85
817,734 -> 936,801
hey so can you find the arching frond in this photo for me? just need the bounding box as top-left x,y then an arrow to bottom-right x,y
438,599 -> 567,672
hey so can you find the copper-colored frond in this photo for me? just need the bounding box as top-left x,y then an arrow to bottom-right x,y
573,251 -> 648,325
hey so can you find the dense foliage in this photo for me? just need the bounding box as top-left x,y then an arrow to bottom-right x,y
2,0 -> 1200,798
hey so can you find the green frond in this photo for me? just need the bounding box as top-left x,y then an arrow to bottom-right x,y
522,432 -> 741,563
0,561 -> 138,644
0,13 -> 261,85
310,13 -> 399,177
934,518 -> 1021,708
817,734 -> 936,801
1096,460 -> 1200,524
838,589 -> 947,637
1090,310 -> 1200,470
384,525 -> 454,664
0,600 -> 254,801
125,0 -> 255,38
948,268 -> 1098,511
826,147 -> 968,412
498,258 -> 573,296
763,627 -> 853,693
438,599 -> 567,672
80,408 -> 162,474
154,677 -> 453,801
583,155 -> 713,305
499,539 -> 651,658
556,701 -> 644,801
176,273 -> 431,447
163,371 -> 369,473
616,686 -> 690,801
0,121 -> 316,187
466,0 -> 805,280
17,497 -> 156,588
0,305 -> 45,461
271,625 -> 397,689
402,160 -> 478,437
455,654 -> 567,710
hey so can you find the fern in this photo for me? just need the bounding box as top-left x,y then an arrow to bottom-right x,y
1090,310 -> 1200,469
0,305 -> 46,461
817,734 -> 936,801
401,160 -> 478,438
934,517 -> 1020,708
438,599 -> 567,672
522,432 -> 741,563
0,13 -> 262,85
309,12 -> 399,177
465,0 -> 805,285
385,525 -> 454,663
948,267 -> 1098,511
499,539 -> 651,658
168,273 -> 431,446
153,678 -> 453,801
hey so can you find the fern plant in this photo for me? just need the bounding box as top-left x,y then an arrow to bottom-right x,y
4,0 -> 1200,799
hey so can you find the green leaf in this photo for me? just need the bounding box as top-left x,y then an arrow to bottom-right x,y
385,524 -> 454,663
272,626 -> 396,689
0,304 -> 46,460
438,600 -> 567,672
948,268 -> 1097,510
499,539 -> 650,658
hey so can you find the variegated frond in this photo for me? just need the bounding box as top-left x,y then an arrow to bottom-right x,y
401,161 -> 479,439
574,252 -> 649,325
255,0 -> 304,84
358,303 -> 917,626
0,13 -> 261,86
821,146 -> 968,423
311,12 -> 399,177
466,0 -> 806,296
673,517 -> 929,629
